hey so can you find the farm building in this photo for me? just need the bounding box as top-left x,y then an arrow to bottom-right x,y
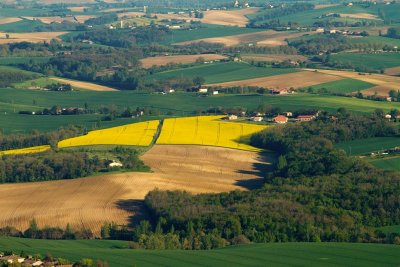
198,88 -> 208,93
297,115 -> 315,122
212,90 -> 219,95
252,116 -> 263,122
273,115 -> 288,124
228,114 -> 238,120
269,88 -> 289,95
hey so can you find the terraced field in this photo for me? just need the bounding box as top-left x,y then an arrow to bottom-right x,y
157,116 -> 267,151
58,120 -> 160,148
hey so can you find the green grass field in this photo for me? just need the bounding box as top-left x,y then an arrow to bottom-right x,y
306,78 -> 375,94
379,225 -> 400,235
146,62 -> 298,84
1,89 -> 400,133
336,136 -> 400,155
164,25 -> 263,44
250,4 -> 382,26
330,53 -> 400,70
347,36 -> 400,47
0,238 -> 399,267
0,57 -> 51,66
369,156 -> 400,171
0,19 -> 46,33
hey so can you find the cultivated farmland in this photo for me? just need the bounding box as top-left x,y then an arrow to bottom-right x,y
207,71 -> 342,89
0,238 -> 399,267
0,145 -> 269,234
49,77 -> 118,91
58,120 -> 160,148
0,31 -> 67,44
156,116 -> 267,151
201,8 -> 259,27
140,54 -> 227,68
0,145 -> 50,156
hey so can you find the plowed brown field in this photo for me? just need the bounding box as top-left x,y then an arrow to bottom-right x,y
0,145 -> 271,235
140,54 -> 227,68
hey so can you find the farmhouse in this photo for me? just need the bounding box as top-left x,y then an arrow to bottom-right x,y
273,115 -> 288,124
252,116 -> 263,122
212,90 -> 219,95
269,88 -> 289,95
297,115 -> 315,122
198,88 -> 208,93
227,114 -> 238,120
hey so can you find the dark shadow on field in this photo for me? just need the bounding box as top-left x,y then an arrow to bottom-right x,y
115,199 -> 153,227
235,151 -> 277,190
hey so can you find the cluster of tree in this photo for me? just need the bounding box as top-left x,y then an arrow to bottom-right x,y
386,27 -> 400,39
85,13 -> 118,25
0,126 -> 81,150
0,147 -> 148,184
288,34 -> 349,55
138,111 -> 400,247
73,26 -> 170,48
0,219 -> 93,240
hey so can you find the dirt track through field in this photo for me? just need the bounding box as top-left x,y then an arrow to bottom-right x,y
50,78 -> 118,92
207,71 -> 342,89
140,54 -> 227,68
0,145 -> 271,235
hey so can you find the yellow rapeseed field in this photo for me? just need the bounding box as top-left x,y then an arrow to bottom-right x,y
0,145 -> 51,156
58,120 -> 160,148
157,116 -> 267,151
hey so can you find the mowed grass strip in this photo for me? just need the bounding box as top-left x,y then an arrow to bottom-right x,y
146,62 -> 297,84
0,238 -> 399,267
157,116 -> 267,151
0,145 -> 50,156
58,120 -> 160,148
336,136 -> 400,155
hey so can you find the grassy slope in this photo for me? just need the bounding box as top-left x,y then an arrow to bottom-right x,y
1,89 -> 400,133
330,53 -> 400,69
347,36 -> 400,47
163,25 -> 263,44
306,78 -> 375,94
146,62 -> 298,83
252,5 -> 379,26
0,57 -> 51,66
0,19 -> 46,33
336,136 -> 400,155
0,238 -> 399,267
369,156 -> 400,171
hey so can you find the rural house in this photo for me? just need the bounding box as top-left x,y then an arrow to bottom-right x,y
252,116 -> 263,122
273,115 -> 289,124
297,115 -> 315,122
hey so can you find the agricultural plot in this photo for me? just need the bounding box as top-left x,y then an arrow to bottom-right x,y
0,31 -> 67,44
175,30 -> 311,47
0,238 -> 399,267
306,78 -> 375,94
0,56 -> 50,66
207,70 -> 342,89
140,54 -> 227,68
58,120 -> 160,148
163,26 -> 263,44
201,8 -> 259,27
369,157 -> 400,172
336,136 -> 400,155
0,145 -> 268,234
147,62 -> 298,84
347,36 -> 400,48
49,78 -> 118,91
0,145 -> 50,156
156,116 -> 267,151
241,54 -> 307,62
330,53 -> 400,70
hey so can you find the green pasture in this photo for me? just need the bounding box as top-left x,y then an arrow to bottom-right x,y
306,78 -> 375,94
369,156 -> 400,171
0,238 -> 399,267
336,136 -> 400,155
330,53 -> 400,70
146,62 -> 297,83
347,36 -> 400,47
0,19 -> 46,33
0,57 -> 51,66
